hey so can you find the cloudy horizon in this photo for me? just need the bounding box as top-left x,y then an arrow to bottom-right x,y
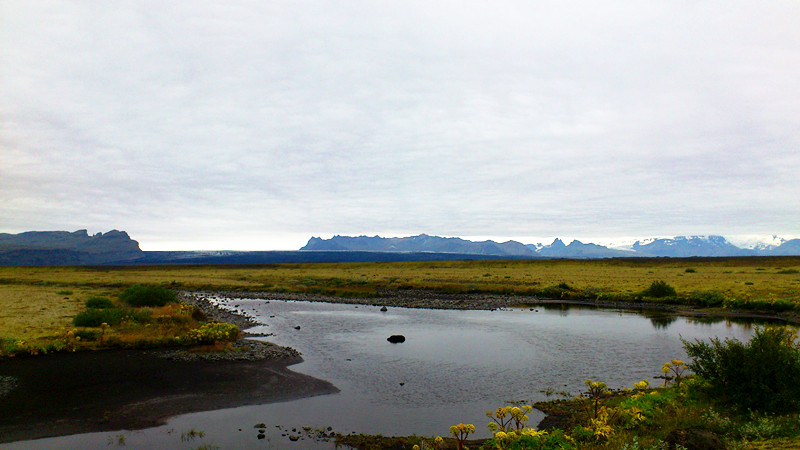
2,1 -> 799,251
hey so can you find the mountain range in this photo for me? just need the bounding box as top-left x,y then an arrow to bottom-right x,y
302,234 -> 800,258
3,230 -> 800,266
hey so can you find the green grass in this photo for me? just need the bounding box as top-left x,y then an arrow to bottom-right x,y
2,257 -> 800,356
0,256 -> 799,300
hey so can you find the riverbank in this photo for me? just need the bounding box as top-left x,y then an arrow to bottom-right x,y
185,289 -> 800,325
0,348 -> 337,443
0,294 -> 335,444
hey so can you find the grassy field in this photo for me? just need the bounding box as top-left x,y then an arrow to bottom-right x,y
1,256 -> 799,299
2,256 -> 800,352
3,258 -> 800,448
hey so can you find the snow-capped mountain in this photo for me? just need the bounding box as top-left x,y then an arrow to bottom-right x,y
302,234 -> 800,258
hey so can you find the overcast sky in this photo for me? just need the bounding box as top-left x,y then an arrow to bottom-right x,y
2,1 -> 799,250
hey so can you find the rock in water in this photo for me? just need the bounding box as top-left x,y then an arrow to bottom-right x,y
380,306 -> 388,312
387,335 -> 405,343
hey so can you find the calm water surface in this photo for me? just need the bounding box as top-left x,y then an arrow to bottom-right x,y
3,298 -> 765,449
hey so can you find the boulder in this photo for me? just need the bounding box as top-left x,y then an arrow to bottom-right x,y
387,335 -> 405,343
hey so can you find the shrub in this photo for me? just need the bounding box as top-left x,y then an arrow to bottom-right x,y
640,280 -> 677,298
73,308 -> 127,327
85,296 -> 114,309
119,284 -> 177,307
686,291 -> 726,307
683,326 -> 800,413
74,329 -> 101,341
180,322 -> 240,345
72,307 -> 151,327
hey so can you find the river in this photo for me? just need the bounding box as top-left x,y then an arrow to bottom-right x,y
1,297 -> 770,449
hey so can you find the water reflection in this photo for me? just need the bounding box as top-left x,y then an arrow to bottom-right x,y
642,313 -> 678,329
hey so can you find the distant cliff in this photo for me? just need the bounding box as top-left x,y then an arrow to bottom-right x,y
0,230 -> 143,265
302,234 -> 535,256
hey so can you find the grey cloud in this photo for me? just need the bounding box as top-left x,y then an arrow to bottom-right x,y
1,1 -> 799,249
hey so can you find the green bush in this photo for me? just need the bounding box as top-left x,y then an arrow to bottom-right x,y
539,283 -> 576,299
685,291 -> 726,307
74,329 -> 101,341
641,280 -> 677,298
180,322 -> 240,345
72,308 -> 152,327
73,308 -> 127,327
119,284 -> 177,307
85,296 -> 114,309
683,327 -> 800,413
481,429 -> 577,450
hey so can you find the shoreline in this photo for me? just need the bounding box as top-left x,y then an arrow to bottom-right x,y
185,289 -> 800,325
0,349 -> 338,444
0,294 -> 336,444
1,289 -> 795,444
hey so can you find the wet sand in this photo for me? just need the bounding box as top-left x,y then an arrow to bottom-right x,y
0,349 -> 337,443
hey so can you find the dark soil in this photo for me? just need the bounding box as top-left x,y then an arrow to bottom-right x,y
0,349 -> 337,443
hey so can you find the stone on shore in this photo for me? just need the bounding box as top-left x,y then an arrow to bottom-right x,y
387,335 -> 405,344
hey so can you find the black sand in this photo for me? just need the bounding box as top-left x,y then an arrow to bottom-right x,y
0,349 -> 337,443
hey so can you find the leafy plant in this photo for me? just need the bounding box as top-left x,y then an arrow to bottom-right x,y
683,326 -> 800,412
448,423 -> 475,450
72,307 -> 151,327
640,280 -> 677,298
85,296 -> 114,309
486,405 -> 534,433
119,284 -> 177,307
180,322 -> 240,345
661,359 -> 688,386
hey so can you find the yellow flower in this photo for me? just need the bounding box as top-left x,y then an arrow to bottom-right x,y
413,445 -> 420,450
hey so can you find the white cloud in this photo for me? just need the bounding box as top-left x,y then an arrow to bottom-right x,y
1,0 -> 799,249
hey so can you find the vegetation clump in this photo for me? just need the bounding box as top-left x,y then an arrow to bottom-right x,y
684,326 -> 800,413
119,284 -> 177,307
640,280 -> 677,298
180,322 -> 240,345
72,307 -> 150,327
85,296 -> 114,309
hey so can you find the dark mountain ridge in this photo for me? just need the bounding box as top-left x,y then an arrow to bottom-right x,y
3,230 -> 800,265
303,234 -> 533,256
0,230 -> 142,265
